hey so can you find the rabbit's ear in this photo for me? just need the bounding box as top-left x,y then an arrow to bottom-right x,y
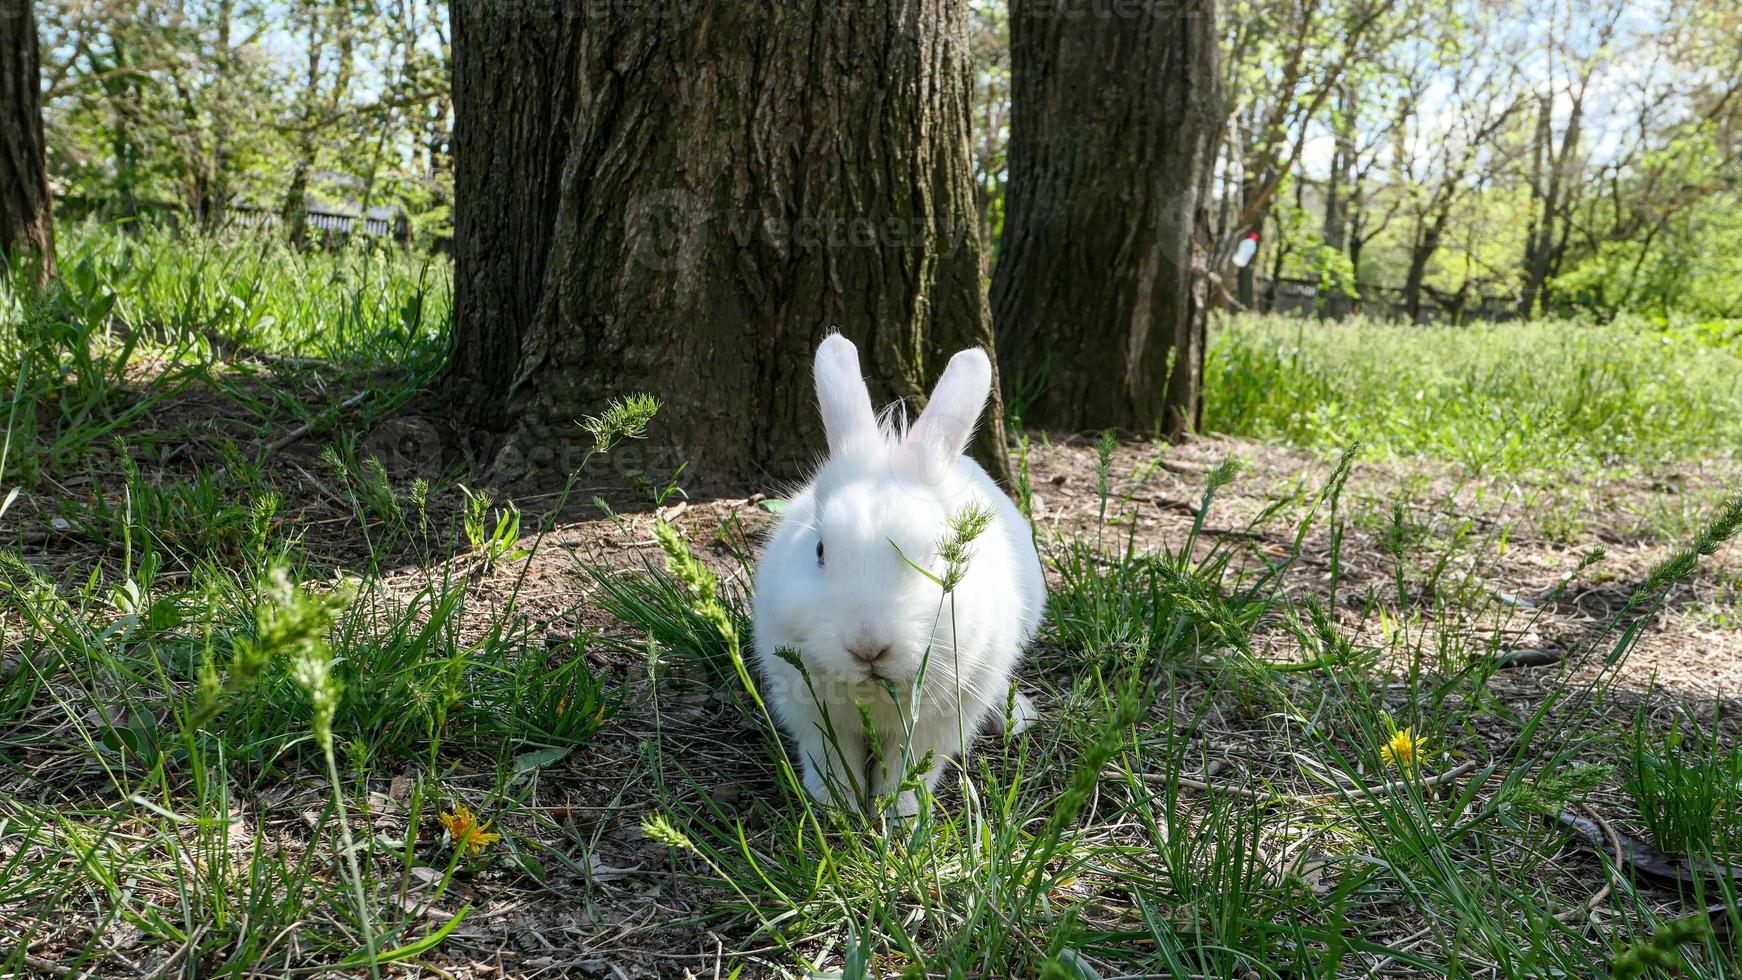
814,333 -> 878,455
909,347 -> 991,463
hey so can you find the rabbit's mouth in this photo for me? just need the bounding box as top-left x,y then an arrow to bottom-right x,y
855,659 -> 910,685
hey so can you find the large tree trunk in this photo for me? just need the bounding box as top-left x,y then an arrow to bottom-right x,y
442,1 -> 1008,487
0,0 -> 56,286
991,0 -> 1222,438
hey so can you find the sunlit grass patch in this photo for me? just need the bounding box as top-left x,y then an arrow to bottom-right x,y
1205,314 -> 1742,475
0,224 -> 450,491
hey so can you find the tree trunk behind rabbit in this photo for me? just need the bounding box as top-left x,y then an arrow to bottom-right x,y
443,1 -> 1010,487
991,0 -> 1222,438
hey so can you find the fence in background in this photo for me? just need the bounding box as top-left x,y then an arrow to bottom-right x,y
1252,275 -> 1518,324
56,195 -> 410,246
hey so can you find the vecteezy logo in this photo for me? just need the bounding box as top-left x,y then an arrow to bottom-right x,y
624,187 -> 710,274
890,406 -> 988,507
361,417 -> 445,480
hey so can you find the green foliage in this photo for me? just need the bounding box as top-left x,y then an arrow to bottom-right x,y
50,222 -> 452,368
39,0 -> 452,245
1205,313 -> 1742,473
0,649 -> 55,730
496,637 -> 620,749
1049,445 -> 1344,709
589,550 -> 751,684
1553,180 -> 1742,322
1612,918 -> 1712,980
967,0 -> 1011,256
76,451 -> 266,560
582,393 -> 661,453
1199,0 -> 1742,322
459,485 -> 526,571
1496,764 -> 1613,818
1623,706 -> 1742,855
0,225 -> 450,491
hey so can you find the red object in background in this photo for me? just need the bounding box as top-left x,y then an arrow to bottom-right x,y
1232,231 -> 1260,268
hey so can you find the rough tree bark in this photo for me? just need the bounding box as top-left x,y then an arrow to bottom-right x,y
0,0 -> 56,285
991,0 -> 1222,437
442,1 -> 1008,486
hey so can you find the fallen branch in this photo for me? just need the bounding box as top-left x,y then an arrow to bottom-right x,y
268,389 -> 370,453
1555,807 -> 1742,887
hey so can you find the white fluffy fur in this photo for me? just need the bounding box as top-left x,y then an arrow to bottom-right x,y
752,335 -> 1047,816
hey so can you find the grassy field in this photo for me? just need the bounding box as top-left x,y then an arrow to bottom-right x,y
1206,313 -> 1742,475
2,229 -> 1742,978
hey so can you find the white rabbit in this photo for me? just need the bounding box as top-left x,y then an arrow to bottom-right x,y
752,334 -> 1046,817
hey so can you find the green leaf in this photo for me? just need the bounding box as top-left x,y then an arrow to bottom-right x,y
338,904 -> 472,968
513,746 -> 572,773
1047,949 -> 1104,980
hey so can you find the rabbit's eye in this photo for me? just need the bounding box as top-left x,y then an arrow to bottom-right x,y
815,540 -> 825,566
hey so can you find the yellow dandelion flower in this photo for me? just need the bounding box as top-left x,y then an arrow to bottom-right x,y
1380,728 -> 1421,770
439,804 -> 502,856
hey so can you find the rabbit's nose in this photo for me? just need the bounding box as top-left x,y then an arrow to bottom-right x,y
848,642 -> 891,664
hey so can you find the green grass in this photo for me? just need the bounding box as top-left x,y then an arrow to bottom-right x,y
1205,313 -> 1742,474
0,221 -> 450,489
622,463 -> 1742,977
3,228 -> 1742,977
1624,705 -> 1742,857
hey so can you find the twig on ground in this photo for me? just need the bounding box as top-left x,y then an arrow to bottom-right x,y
1554,803 -> 1620,923
1114,759 -> 1483,806
1154,457 -> 1213,476
1361,924 -> 1434,978
268,389 -> 370,453
17,953 -> 73,978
